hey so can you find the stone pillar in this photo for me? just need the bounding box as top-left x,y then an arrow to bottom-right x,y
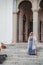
33,9 -> 38,40
32,0 -> 40,40
13,12 -> 17,43
19,12 -> 23,42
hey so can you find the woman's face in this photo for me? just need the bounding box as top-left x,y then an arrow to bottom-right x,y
29,32 -> 33,36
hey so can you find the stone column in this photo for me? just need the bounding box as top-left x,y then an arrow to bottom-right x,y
25,20 -> 28,41
33,9 -> 39,40
19,12 -> 23,42
13,12 -> 17,43
32,0 -> 40,40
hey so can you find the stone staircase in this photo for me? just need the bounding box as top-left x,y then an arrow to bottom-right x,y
0,43 -> 43,65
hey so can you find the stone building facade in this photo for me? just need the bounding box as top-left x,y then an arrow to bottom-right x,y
13,0 -> 43,43
0,0 -> 43,44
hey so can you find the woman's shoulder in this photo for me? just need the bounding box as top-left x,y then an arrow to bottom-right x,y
33,36 -> 37,40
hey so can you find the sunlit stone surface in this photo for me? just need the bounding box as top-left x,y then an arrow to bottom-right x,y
0,43 -> 43,65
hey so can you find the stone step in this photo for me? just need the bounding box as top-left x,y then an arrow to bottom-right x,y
4,58 -> 43,63
3,58 -> 43,65
1,43 -> 43,65
3,62 -> 43,65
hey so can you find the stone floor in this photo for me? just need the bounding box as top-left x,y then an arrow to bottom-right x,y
0,43 -> 43,65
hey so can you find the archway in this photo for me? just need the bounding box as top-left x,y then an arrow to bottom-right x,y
17,1 -> 33,42
39,0 -> 43,42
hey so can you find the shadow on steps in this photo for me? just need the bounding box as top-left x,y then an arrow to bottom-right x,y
0,54 -> 7,64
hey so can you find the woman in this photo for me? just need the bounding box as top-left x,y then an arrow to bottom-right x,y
28,32 -> 37,55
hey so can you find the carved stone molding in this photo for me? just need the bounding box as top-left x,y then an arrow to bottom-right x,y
31,0 -> 41,12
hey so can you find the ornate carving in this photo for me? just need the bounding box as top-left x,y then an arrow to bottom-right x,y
31,0 -> 41,12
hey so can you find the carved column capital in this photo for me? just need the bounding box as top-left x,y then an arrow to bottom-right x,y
31,0 -> 41,12
32,8 -> 39,12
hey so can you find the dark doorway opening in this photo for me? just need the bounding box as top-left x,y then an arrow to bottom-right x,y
23,14 -> 26,42
40,21 -> 41,41
28,21 -> 33,36
30,21 -> 33,32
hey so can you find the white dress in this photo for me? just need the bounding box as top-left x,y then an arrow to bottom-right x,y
28,36 -> 37,55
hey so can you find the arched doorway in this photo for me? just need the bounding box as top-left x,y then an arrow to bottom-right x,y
18,1 -> 33,42
39,0 -> 43,42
